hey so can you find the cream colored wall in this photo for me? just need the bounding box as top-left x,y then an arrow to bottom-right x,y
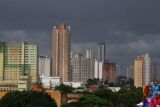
0,53 -> 4,80
134,59 -> 143,87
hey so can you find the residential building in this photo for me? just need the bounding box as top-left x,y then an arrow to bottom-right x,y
80,56 -> 94,82
94,60 -> 103,79
52,22 -> 71,82
134,53 -> 150,87
94,42 -> 106,79
39,56 -> 52,77
0,42 -> 38,84
126,65 -> 134,79
71,53 -> 82,82
71,52 -> 94,82
116,64 -> 121,78
97,42 -> 105,62
151,63 -> 160,81
103,61 -> 116,82
85,48 -> 93,59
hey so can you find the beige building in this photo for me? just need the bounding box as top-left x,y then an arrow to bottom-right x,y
134,53 -> 150,87
52,22 -> 71,82
0,42 -> 38,84
39,56 -> 51,77
71,50 -> 94,82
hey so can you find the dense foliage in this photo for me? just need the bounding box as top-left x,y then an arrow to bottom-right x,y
0,91 -> 57,107
62,94 -> 112,107
54,84 -> 75,93
63,87 -> 143,107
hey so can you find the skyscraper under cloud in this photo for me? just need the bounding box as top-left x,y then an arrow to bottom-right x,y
97,42 -> 105,62
95,42 -> 106,79
52,22 -> 71,82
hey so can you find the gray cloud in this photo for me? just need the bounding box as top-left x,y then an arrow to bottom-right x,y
0,0 -> 160,74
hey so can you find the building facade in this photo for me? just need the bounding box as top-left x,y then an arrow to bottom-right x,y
39,56 -> 51,77
52,22 -> 71,82
126,65 -> 134,79
97,42 -> 105,62
71,53 -> 82,82
151,63 -> 160,81
71,51 -> 94,82
0,42 -> 38,84
103,61 -> 116,82
94,60 -> 103,79
94,42 -> 106,79
134,53 -> 150,87
80,57 -> 94,82
116,65 -> 121,78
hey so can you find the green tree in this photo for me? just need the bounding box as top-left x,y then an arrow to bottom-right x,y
94,88 -> 119,106
86,78 -> 99,88
54,84 -> 75,93
0,91 -> 57,107
116,87 -> 143,107
62,95 -> 111,107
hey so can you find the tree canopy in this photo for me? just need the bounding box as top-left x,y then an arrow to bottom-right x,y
62,94 -> 111,107
0,91 -> 57,107
54,84 -> 75,93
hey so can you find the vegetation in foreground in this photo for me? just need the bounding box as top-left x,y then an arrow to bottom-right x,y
0,91 -> 57,107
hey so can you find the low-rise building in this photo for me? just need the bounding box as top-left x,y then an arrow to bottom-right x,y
40,76 -> 61,89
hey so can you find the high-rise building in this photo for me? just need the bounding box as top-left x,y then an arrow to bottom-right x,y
52,22 -> 71,82
85,48 -> 93,59
116,64 -> 121,78
0,42 -> 38,84
97,42 -> 105,62
103,61 -> 116,82
39,56 -> 52,77
126,65 -> 134,79
94,60 -> 103,79
94,42 -> 106,79
71,53 -> 82,82
71,50 -> 94,82
80,56 -> 94,82
151,63 -> 160,81
134,53 -> 150,87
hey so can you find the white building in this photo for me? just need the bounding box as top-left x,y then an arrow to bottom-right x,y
94,60 -> 103,79
39,56 -> 51,77
40,76 -> 61,89
63,82 -> 83,88
143,53 -> 150,85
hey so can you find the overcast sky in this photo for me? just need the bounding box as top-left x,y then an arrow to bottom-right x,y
0,0 -> 160,74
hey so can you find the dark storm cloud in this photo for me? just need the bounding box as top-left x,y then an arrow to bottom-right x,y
1,0 -> 160,74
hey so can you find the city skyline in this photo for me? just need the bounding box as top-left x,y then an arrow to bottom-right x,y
1,1 -> 160,74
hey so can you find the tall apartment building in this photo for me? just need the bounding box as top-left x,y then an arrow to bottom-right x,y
151,63 -> 160,81
71,49 -> 94,82
85,48 -> 93,59
39,56 -> 52,77
134,53 -> 150,87
126,65 -> 134,79
95,60 -> 103,79
71,53 -> 82,82
116,65 -> 121,78
52,22 -> 71,82
80,56 -> 94,82
103,61 -> 116,82
97,42 -> 105,62
95,42 -> 106,79
0,42 -> 38,84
